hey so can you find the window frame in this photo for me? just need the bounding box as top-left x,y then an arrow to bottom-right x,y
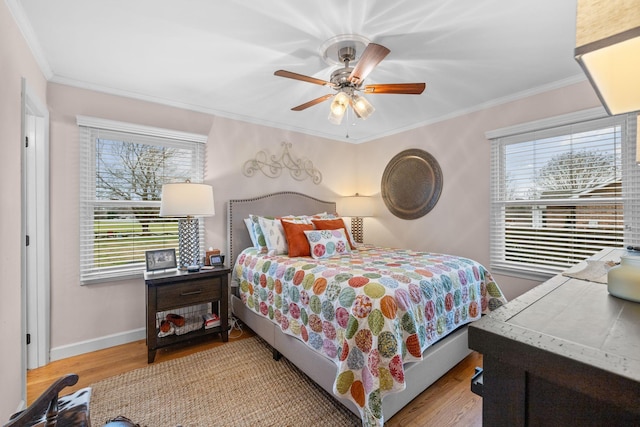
77,116 -> 207,284
488,107 -> 639,280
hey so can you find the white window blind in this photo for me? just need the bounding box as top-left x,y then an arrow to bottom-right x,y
78,117 -> 206,284
490,112 -> 639,278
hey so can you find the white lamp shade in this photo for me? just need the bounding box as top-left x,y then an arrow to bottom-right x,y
159,182 -> 215,217
339,195 -> 374,217
575,0 -> 640,115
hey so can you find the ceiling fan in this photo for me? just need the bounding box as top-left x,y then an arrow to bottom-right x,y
274,40 -> 426,125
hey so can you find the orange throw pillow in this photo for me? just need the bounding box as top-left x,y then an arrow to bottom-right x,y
281,220 -> 315,257
310,218 -> 356,249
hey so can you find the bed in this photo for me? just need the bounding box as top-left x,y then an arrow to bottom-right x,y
227,192 -> 506,426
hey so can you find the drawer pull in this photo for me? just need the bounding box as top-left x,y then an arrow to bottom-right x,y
180,289 -> 203,296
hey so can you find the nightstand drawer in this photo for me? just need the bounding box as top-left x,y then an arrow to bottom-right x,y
156,279 -> 221,310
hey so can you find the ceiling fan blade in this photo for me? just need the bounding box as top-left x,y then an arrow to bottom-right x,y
274,70 -> 335,87
291,94 -> 334,111
348,43 -> 390,85
363,83 -> 426,94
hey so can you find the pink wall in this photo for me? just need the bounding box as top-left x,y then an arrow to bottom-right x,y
45,79 -> 600,355
0,1 -> 48,419
359,80 -> 602,300
46,83 -> 358,352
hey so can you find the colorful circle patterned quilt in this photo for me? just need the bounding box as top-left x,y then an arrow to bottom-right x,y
234,246 -> 506,426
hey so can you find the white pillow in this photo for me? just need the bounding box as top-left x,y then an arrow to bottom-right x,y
303,228 -> 351,259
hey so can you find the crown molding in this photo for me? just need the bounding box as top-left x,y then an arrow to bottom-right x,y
485,106 -> 607,140
76,115 -> 208,143
6,0 -> 53,79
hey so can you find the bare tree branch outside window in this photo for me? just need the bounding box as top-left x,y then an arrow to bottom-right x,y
96,139 -> 190,234
534,150 -> 618,197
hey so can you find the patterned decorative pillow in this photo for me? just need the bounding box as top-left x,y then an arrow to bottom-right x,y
256,215 -> 310,255
244,218 -> 258,248
310,218 -> 356,249
281,215 -> 313,223
303,229 -> 351,259
248,214 -> 268,253
258,216 -> 288,255
308,212 -> 337,220
249,214 -> 312,254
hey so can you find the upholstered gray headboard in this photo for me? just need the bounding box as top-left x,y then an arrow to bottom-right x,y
227,192 -> 336,268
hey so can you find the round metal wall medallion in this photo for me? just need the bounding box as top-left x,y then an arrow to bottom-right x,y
381,149 -> 443,220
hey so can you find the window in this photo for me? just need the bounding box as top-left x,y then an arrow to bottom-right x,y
78,116 -> 206,284
489,109 -> 639,278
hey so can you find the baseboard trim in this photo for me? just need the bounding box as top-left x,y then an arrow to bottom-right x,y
50,328 -> 145,361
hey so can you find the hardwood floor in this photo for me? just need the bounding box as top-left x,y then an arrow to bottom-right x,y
385,352 -> 483,427
27,325 -> 483,426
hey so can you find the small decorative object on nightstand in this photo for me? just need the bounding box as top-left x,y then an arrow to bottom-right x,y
144,267 -> 229,363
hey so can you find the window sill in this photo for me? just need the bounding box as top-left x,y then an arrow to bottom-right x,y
80,271 -> 144,285
490,265 -> 555,283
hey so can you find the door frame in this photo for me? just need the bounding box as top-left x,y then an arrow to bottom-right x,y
21,78 -> 50,396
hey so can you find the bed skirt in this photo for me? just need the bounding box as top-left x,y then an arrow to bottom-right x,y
231,294 -> 471,419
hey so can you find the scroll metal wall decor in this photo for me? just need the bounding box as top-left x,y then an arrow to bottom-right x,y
243,142 -> 322,184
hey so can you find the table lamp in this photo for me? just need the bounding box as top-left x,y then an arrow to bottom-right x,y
160,182 -> 215,270
340,194 -> 374,244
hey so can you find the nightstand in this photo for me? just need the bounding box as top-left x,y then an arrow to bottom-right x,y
144,267 -> 230,363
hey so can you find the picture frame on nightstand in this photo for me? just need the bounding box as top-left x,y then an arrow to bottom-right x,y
209,254 -> 224,267
145,249 -> 177,272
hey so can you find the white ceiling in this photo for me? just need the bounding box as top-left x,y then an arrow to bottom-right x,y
11,0 -> 586,143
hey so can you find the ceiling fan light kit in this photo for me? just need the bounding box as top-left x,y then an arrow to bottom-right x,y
328,91 -> 350,124
351,93 -> 375,119
275,35 -> 425,126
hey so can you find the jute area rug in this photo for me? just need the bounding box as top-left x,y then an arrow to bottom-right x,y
90,336 -> 360,426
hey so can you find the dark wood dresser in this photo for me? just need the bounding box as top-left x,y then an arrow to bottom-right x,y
145,267 -> 229,363
469,248 -> 640,426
